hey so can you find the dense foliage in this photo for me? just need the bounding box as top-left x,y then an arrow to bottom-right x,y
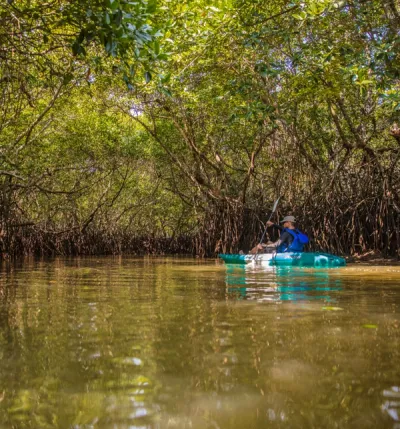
0,0 -> 399,258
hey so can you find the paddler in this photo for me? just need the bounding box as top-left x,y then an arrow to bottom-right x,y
250,215 -> 308,253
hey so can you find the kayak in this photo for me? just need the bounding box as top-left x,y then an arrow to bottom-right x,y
219,252 -> 346,268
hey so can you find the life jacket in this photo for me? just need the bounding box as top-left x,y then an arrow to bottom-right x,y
277,228 -> 309,253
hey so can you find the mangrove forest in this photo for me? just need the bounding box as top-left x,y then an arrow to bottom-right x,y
1,0 -> 400,258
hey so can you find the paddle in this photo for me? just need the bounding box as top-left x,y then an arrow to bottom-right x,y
254,196 -> 281,257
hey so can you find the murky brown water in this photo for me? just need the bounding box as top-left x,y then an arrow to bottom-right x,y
0,257 -> 399,428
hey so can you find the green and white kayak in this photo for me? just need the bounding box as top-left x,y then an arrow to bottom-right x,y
219,252 -> 346,268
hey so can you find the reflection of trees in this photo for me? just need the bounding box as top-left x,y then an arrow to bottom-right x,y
0,259 -> 398,428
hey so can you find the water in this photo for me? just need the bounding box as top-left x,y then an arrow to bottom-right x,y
0,257 -> 399,428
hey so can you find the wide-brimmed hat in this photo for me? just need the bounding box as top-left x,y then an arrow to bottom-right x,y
280,215 -> 295,223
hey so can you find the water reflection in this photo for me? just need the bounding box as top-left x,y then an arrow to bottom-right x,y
0,258 -> 399,428
225,264 -> 342,303
382,386 -> 400,426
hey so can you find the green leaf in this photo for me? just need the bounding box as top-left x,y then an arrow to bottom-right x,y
154,40 -> 160,55
160,87 -> 172,97
293,11 -> 307,20
78,29 -> 85,44
160,73 -> 170,83
157,53 -> 169,61
145,71 -> 152,83
362,324 -> 378,329
105,38 -> 117,56
136,31 -> 152,43
114,9 -> 123,27
108,0 -> 119,10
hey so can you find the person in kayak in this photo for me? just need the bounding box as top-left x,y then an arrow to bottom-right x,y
251,215 -> 308,253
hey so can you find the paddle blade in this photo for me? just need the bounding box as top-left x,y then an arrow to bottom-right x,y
271,196 -> 281,213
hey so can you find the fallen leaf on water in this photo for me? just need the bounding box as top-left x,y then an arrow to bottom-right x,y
322,306 -> 344,311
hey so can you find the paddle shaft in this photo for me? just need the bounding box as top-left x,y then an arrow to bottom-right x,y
254,197 -> 281,257
258,212 -> 275,245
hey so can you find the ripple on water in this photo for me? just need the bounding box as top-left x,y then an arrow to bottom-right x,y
105,374 -> 153,390
112,357 -> 144,367
103,395 -> 156,426
382,386 -> 400,423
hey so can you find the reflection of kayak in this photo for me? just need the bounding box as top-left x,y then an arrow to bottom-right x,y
225,264 -> 343,302
219,252 -> 346,267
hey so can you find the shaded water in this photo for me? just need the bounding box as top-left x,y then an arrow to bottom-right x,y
0,257 -> 399,429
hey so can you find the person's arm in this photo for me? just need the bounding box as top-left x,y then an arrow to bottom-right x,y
265,221 -> 284,247
251,223 -> 285,253
268,231 -> 292,249
266,221 -> 283,231
267,239 -> 281,248
251,241 -> 274,253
